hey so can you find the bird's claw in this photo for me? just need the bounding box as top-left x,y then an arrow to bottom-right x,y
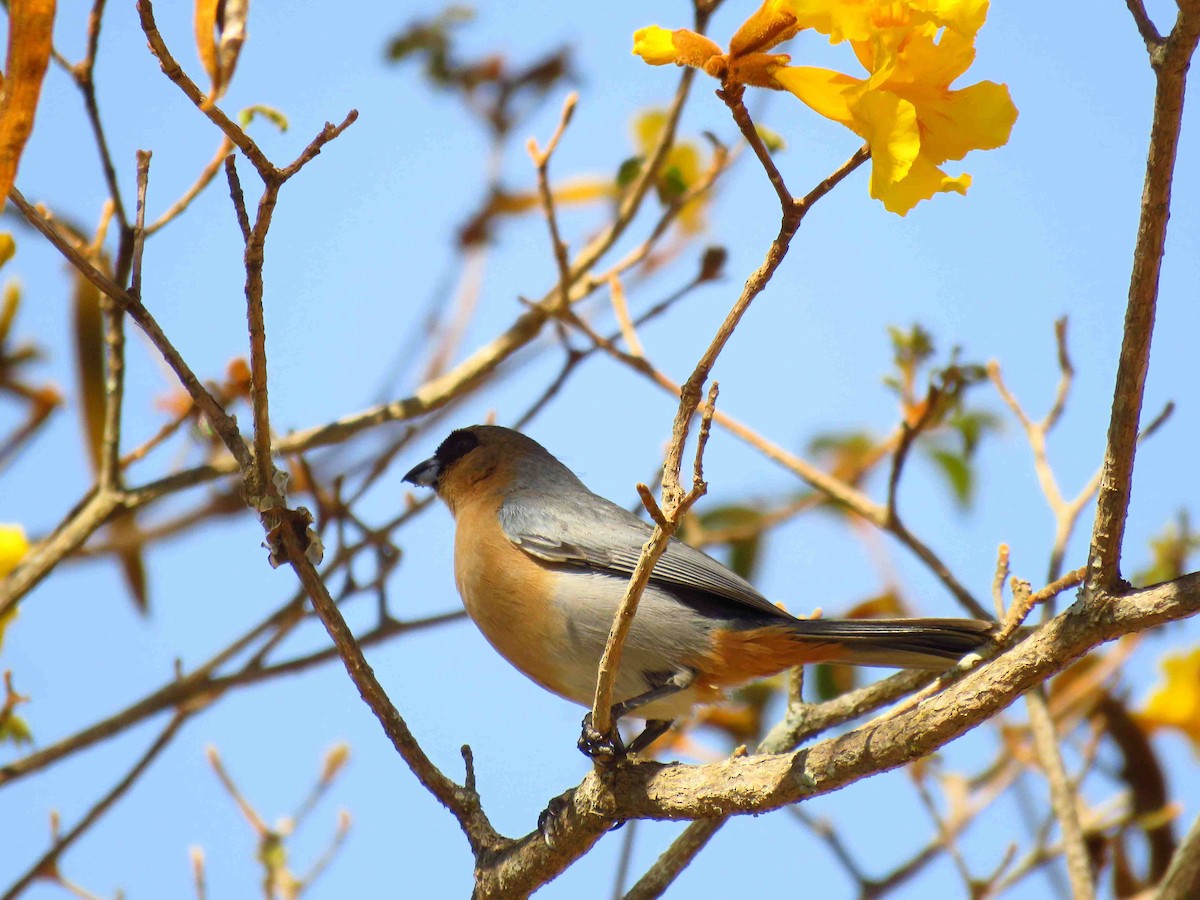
578,712 -> 626,763
537,789 -> 624,846
538,794 -> 571,848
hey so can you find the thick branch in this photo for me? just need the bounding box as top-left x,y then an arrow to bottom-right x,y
474,572 -> 1200,895
1087,5 -> 1200,593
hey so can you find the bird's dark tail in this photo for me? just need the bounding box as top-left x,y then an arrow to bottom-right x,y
788,617 -> 997,670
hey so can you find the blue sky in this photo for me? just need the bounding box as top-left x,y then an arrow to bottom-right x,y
3,1 -> 1199,897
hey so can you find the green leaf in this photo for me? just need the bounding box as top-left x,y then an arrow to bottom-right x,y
928,448 -> 973,508
754,124 -> 786,153
615,156 -> 644,190
888,323 -> 935,368
257,832 -> 288,872
238,104 -> 289,132
658,164 -> 689,202
812,663 -> 857,701
1133,511 -> 1200,587
808,430 -> 875,459
948,409 -> 1001,456
0,713 -> 32,747
696,505 -> 765,581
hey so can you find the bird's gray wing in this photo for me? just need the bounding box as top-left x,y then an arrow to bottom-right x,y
499,488 -> 791,620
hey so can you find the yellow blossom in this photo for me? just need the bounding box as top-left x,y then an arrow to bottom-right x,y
1138,647 -> 1200,754
774,21 -> 1016,214
632,0 -> 1016,214
0,524 -> 29,579
632,8 -> 792,89
632,26 -> 722,69
632,109 -> 710,233
787,0 -> 990,44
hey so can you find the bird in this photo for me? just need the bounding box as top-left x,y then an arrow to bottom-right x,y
403,424 -> 996,759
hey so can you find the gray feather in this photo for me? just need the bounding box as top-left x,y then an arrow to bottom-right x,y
498,472 -> 791,621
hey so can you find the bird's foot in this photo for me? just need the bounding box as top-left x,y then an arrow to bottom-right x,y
537,789 -> 624,846
537,793 -> 571,848
577,712 -> 626,764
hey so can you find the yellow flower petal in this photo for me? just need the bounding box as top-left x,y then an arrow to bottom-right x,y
772,65 -> 859,125
909,0 -> 991,38
886,24 -> 976,89
0,524 -> 29,579
1139,647 -> 1200,754
874,155 -> 971,215
914,80 -> 1018,163
786,0 -> 876,43
632,26 -> 722,69
633,109 -> 670,154
632,26 -> 680,65
787,0 -> 990,42
853,90 -> 920,192
667,144 -> 702,186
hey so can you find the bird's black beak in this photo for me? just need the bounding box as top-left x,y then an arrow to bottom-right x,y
402,456 -> 441,488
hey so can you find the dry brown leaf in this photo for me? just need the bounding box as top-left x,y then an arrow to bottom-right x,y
195,0 -> 249,109
0,0 -> 57,204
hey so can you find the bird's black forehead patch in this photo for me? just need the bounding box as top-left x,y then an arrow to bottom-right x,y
435,428 -> 481,466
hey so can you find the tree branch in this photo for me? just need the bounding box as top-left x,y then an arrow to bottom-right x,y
1087,2 -> 1200,594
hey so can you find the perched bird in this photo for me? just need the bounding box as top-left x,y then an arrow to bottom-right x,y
404,425 -> 995,757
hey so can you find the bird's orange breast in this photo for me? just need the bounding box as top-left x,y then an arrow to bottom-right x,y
451,498 -> 571,699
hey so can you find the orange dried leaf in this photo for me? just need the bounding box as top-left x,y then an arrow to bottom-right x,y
194,0 -> 220,93
225,356 -> 252,398
0,0 -> 56,205
156,387 -> 195,418
195,0 -> 249,108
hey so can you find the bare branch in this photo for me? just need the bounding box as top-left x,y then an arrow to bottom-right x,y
1087,4 -> 1200,594
1,712 -> 188,900
1126,0 -> 1164,49
528,91 -> 579,309
1026,687 -> 1095,900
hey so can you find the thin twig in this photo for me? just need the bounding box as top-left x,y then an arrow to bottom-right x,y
71,0 -> 128,230
795,144 -> 870,214
1026,686 -> 1096,900
992,544 -> 1011,621
589,385 -> 718,743
276,517 -> 504,857
527,92 -> 578,309
224,155 -> 251,242
569,309 -> 988,617
137,0 -> 274,177
147,137 -> 234,235
1159,804 -> 1200,899
0,588 -> 459,788
1,712 -> 188,900
6,188 -> 249,467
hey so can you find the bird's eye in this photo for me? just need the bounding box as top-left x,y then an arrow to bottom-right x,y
435,429 -> 481,466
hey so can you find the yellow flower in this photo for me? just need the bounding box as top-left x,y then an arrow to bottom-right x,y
774,21 -> 1016,214
632,109 -> 710,233
787,0 -> 990,44
632,0 -> 1015,214
1138,647 -> 1200,754
0,524 -> 29,579
632,5 -> 795,88
633,26 -> 722,69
